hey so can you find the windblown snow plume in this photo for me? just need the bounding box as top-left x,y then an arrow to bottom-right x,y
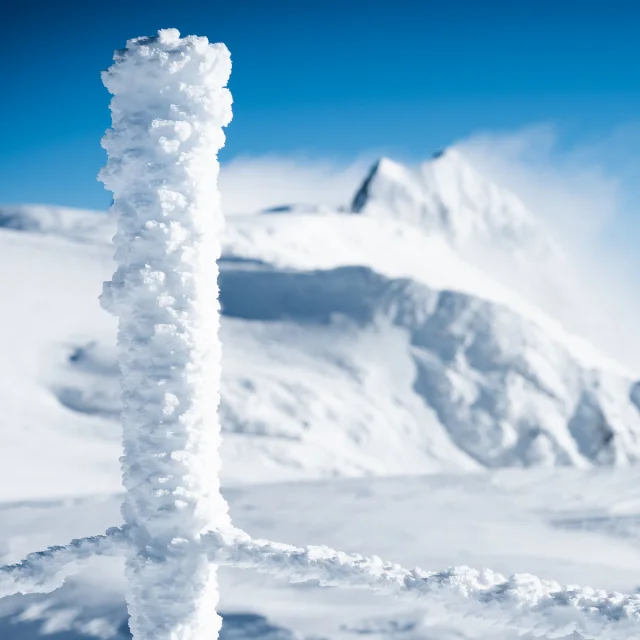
99,28 -> 232,640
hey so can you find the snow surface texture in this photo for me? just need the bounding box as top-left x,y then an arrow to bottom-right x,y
99,28 -> 233,640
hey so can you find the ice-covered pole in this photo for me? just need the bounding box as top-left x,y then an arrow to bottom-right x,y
99,28 -> 232,640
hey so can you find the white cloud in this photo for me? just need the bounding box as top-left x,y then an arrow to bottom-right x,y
455,124 -> 640,370
457,124 -> 623,241
219,155 -> 375,215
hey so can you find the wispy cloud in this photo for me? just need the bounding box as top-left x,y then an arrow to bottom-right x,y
217,126 -> 640,369
457,124 -> 640,369
457,124 -> 623,240
219,154 -> 374,216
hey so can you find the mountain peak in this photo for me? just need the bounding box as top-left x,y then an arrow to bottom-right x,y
351,148 -> 481,216
351,157 -> 404,212
349,148 -> 551,256
429,147 -> 464,163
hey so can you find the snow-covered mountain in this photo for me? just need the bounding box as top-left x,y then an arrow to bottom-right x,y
351,149 -> 561,262
349,150 -> 582,332
0,204 -> 114,244
1,150 -> 640,495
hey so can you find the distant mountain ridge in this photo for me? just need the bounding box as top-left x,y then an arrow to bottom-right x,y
351,149 -> 557,255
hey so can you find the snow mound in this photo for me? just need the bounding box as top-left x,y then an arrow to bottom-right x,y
219,266 -> 640,468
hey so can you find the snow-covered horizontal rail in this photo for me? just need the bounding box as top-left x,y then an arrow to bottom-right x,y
3,524 -> 639,638
0,527 -> 127,598
209,529 -> 640,639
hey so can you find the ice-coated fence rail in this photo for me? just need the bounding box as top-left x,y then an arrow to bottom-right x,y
2,526 -> 640,638
213,529 -> 640,638
0,527 -> 127,598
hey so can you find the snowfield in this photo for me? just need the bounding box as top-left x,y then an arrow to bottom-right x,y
2,148 -> 640,638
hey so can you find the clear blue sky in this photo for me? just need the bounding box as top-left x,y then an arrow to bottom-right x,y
2,0 -> 640,209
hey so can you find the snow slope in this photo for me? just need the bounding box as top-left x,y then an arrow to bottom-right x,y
46,260 -> 640,476
2,149 -> 640,491
0,227 -> 120,499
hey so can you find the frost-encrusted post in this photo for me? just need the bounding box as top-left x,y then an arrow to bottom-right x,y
99,29 -> 232,640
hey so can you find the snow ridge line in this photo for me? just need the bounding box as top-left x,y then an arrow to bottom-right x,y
3,525 -> 638,637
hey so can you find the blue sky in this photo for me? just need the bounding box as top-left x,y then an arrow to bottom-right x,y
2,0 -> 640,210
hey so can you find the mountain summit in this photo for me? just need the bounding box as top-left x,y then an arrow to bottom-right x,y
349,149 -> 575,329
350,149 -> 561,264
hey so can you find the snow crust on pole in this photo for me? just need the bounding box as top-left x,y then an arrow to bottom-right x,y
99,28 -> 232,640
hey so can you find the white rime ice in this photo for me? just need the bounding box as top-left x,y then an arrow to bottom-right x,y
4,528 -> 640,639
0,528 -> 126,599
210,530 -> 640,639
99,28 -> 233,640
